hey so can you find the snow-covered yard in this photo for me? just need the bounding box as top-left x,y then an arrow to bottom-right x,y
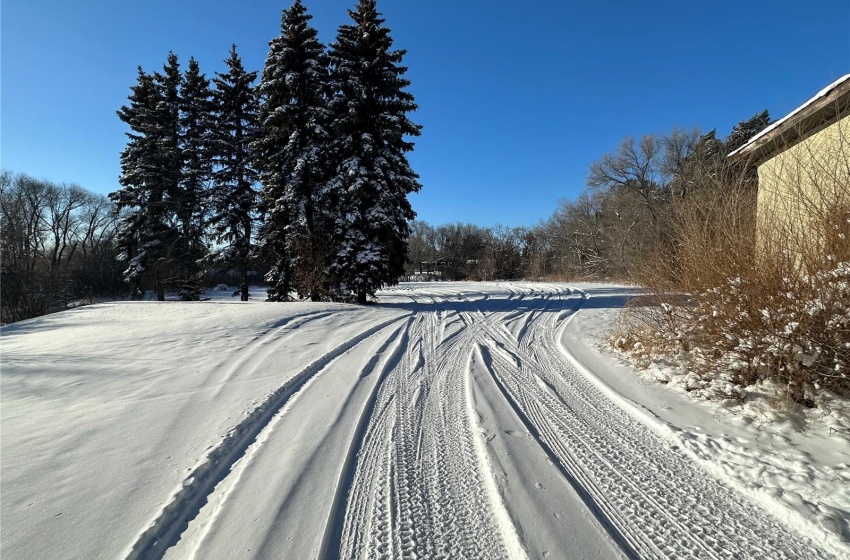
1,282 -> 847,559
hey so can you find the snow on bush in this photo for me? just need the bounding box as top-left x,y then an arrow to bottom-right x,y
614,260 -> 850,408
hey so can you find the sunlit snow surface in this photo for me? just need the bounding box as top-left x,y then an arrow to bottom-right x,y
2,283 -> 847,559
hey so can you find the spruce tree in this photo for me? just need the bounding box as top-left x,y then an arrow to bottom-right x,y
156,52 -> 184,212
151,53 -> 184,298
255,0 -> 332,302
326,0 -> 422,303
176,57 -> 214,300
111,67 -> 159,299
209,45 -> 260,302
111,54 -> 183,301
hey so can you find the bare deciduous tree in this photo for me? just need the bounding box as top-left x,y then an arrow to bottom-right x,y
588,134 -> 666,223
1,172 -> 123,323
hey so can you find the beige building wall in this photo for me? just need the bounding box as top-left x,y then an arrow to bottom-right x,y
756,114 -> 850,263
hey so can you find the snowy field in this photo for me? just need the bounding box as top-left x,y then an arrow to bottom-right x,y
2,282 -> 848,559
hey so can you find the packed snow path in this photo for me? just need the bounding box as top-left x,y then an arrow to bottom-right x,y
0,283 -> 840,559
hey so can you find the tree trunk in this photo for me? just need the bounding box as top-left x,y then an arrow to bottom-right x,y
130,279 -> 142,301
242,224 -> 251,302
356,290 -> 367,305
241,277 -> 249,302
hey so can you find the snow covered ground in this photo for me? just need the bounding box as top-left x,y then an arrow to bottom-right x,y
1,282 -> 847,559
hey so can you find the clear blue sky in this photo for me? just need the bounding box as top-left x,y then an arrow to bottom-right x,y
2,1 -> 849,227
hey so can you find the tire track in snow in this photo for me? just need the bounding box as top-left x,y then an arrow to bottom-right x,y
124,314 -> 408,560
335,290 -> 526,559
319,318 -> 413,560
477,340 -> 643,559
142,283 -> 838,559
464,347 -> 530,560
209,310 -> 335,397
473,284 -> 837,559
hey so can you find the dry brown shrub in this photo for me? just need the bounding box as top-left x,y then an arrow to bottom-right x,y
615,117 -> 850,408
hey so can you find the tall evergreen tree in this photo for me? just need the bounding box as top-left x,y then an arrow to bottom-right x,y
156,52 -> 184,212
209,45 -> 260,302
112,67 -> 159,299
255,0 -> 332,302
111,54 -> 183,301
326,0 -> 422,303
175,56 -> 214,300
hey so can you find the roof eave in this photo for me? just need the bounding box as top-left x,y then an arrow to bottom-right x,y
728,74 -> 850,166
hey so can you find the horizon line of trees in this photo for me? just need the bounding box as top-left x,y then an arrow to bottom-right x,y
2,110 -> 770,324
111,0 -> 420,304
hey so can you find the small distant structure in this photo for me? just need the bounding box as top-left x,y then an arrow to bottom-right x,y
730,75 -> 850,261
415,259 -> 445,275
408,259 -> 446,281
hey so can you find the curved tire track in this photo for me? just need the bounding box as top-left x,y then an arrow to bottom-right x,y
125,315 -> 408,560
336,291 -> 525,560
133,283 -> 838,560
474,285 -> 837,559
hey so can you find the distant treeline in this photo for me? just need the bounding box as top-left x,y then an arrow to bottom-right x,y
1,111 -> 769,324
409,110 -> 770,283
0,171 -> 125,323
